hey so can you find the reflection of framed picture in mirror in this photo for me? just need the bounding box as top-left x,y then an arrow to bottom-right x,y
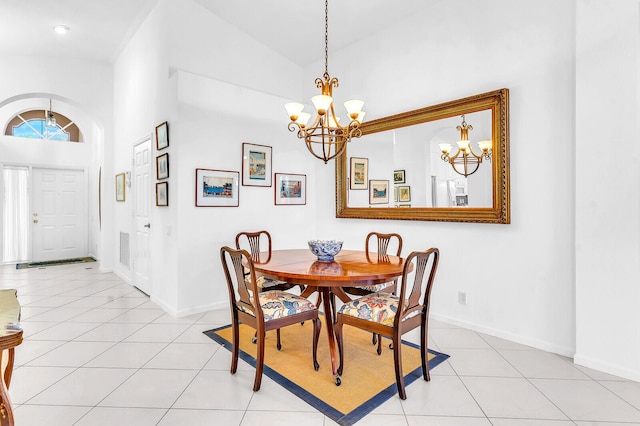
155,121 -> 169,150
369,180 -> 389,204
350,157 -> 368,190
242,143 -> 272,187
195,168 -> 239,207
115,173 -> 125,202
274,173 -> 306,205
156,182 -> 168,206
398,185 -> 411,202
394,169 -> 405,184
156,153 -> 169,180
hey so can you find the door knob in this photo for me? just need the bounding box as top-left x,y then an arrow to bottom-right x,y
144,223 -> 151,228
33,219 -> 38,224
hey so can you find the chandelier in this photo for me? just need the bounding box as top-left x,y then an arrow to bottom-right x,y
439,115 -> 492,177
284,0 -> 365,163
46,98 -> 56,127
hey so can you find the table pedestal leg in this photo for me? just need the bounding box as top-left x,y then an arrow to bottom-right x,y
319,288 -> 341,386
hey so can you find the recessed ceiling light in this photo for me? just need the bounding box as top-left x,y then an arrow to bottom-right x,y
53,25 -> 70,34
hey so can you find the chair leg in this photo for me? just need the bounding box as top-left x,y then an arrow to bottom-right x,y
372,333 -> 377,345
276,328 -> 282,351
420,319 -> 430,381
254,331 -> 266,391
230,321 -> 239,374
335,320 -> 345,376
392,334 -> 406,400
377,334 -> 383,355
312,317 -> 321,371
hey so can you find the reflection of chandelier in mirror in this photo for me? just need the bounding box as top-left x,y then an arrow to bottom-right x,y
439,115 -> 492,177
284,0 -> 365,164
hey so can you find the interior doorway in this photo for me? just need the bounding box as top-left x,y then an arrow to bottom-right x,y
132,138 -> 152,295
31,168 -> 87,262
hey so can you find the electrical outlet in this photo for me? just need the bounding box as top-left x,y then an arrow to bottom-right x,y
458,291 -> 467,305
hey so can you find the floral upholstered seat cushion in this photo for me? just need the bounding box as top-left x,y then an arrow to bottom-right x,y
244,269 -> 290,289
238,290 -> 316,321
338,293 -> 399,326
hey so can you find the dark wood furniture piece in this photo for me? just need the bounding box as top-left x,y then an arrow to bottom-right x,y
340,232 -> 403,353
252,249 -> 406,386
335,248 -> 439,399
0,290 -> 22,426
220,246 -> 321,391
235,230 -> 301,293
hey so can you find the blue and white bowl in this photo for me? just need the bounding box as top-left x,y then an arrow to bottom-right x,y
308,240 -> 343,262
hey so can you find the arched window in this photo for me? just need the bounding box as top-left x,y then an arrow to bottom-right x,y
4,110 -> 83,142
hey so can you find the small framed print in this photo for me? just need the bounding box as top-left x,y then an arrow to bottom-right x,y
394,186 -> 399,202
398,185 -> 411,202
394,169 -> 406,184
156,182 -> 168,206
350,157 -> 368,190
155,121 -> 169,150
156,153 -> 169,180
275,173 -> 306,205
195,168 -> 239,207
242,143 -> 272,187
369,180 -> 389,204
115,173 -> 125,202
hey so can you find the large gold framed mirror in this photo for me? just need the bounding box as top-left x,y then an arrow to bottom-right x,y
336,88 -> 509,223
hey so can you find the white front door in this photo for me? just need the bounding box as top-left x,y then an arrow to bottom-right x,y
31,168 -> 87,262
132,139 -> 152,295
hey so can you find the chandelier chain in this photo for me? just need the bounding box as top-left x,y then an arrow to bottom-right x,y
324,0 -> 329,75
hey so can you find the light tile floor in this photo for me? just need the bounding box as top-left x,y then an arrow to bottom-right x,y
2,263 -> 640,425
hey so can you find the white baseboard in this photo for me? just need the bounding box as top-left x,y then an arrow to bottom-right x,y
574,353 -> 640,382
150,296 -> 226,318
430,312 -> 575,358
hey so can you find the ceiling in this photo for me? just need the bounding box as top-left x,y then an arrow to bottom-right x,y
0,0 -> 434,66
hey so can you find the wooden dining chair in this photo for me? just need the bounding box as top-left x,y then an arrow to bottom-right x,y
220,246 -> 321,391
334,247 -> 439,400
338,232 -> 403,352
235,230 -> 302,293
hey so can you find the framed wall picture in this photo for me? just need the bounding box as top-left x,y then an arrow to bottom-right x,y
242,143 -> 272,187
156,153 -> 169,180
369,180 -> 389,204
275,173 -> 306,205
350,157 -> 368,190
156,182 -> 168,206
155,121 -> 169,150
394,169 -> 406,184
115,172 -> 125,202
195,168 -> 239,207
394,186 -> 398,203
398,185 -> 411,202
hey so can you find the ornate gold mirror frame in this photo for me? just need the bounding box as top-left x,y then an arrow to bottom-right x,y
336,88 -> 510,223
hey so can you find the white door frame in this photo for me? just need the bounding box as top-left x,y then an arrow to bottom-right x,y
131,137 -> 152,295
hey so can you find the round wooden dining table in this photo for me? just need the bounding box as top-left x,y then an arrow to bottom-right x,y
252,249 -> 405,385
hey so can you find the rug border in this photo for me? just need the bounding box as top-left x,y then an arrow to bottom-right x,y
204,323 -> 449,426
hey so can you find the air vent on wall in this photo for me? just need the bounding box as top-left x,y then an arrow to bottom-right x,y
120,232 -> 130,268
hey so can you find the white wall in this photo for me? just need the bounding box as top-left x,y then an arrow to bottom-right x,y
575,0 -> 640,380
0,56 -> 112,267
113,0 -> 316,315
312,0 -> 578,358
